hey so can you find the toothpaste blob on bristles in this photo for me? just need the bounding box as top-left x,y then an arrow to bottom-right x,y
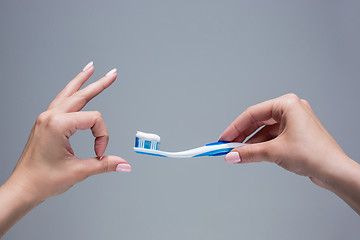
135,131 -> 160,150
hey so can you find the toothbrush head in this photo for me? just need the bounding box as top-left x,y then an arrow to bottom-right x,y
135,131 -> 160,150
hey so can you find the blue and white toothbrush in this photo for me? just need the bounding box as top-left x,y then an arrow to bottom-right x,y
133,131 -> 245,158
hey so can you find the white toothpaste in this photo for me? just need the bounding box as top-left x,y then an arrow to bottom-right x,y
136,131 -> 161,142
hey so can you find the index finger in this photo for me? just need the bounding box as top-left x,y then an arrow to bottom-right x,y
65,111 -> 109,159
48,61 -> 94,110
219,98 -> 278,142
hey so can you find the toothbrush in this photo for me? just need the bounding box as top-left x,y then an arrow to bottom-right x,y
133,131 -> 246,158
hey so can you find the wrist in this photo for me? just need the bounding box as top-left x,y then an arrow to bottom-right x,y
319,154 -> 359,190
0,175 -> 44,237
317,154 -> 360,213
1,177 -> 44,208
4,172 -> 45,207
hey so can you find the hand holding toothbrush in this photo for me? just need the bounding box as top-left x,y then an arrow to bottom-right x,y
219,93 -> 360,214
0,62 -> 131,237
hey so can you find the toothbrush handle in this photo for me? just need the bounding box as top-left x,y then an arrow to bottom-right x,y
134,142 -> 246,158
193,142 -> 246,157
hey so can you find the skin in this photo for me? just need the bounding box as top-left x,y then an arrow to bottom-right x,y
0,80 -> 358,237
0,64 -> 131,237
220,93 -> 360,214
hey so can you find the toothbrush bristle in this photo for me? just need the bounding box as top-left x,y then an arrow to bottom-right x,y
135,137 -> 159,150
135,131 -> 160,150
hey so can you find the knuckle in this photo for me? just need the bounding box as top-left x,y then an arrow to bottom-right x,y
104,134 -> 109,141
102,159 -> 110,173
36,112 -> 49,125
241,147 -> 254,163
242,143 -> 273,163
301,98 -> 308,104
94,111 -> 102,119
100,81 -> 108,91
285,93 -> 300,101
261,143 -> 273,159
284,93 -> 300,107
301,99 -> 311,107
36,112 -> 59,126
48,118 -> 64,134
47,115 -> 60,127
36,112 -> 65,133
246,105 -> 255,113
245,106 -> 257,122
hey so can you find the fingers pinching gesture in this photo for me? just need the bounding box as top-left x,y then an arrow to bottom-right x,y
10,62 -> 131,202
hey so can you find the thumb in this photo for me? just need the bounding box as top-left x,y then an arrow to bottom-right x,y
225,142 -> 273,164
76,155 -> 132,178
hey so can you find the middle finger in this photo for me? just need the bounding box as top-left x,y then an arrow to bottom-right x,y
58,68 -> 117,113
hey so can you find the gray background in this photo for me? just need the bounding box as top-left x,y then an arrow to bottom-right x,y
0,0 -> 359,239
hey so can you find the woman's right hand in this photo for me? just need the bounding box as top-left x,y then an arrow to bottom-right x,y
0,62 -> 132,237
7,62 -> 131,202
219,94 -> 357,192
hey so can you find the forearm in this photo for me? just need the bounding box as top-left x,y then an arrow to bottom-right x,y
0,177 -> 43,237
322,155 -> 360,215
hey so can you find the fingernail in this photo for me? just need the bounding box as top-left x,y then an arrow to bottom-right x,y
99,155 -> 104,160
115,163 -> 132,172
225,152 -> 241,163
82,61 -> 93,72
106,68 -> 117,76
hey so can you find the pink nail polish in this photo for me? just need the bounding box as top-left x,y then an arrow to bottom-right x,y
225,152 -> 241,163
116,163 -> 132,172
82,61 -> 93,72
106,68 -> 117,76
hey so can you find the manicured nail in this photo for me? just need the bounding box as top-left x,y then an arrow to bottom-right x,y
116,163 -> 132,172
106,68 -> 117,76
82,61 -> 93,72
225,152 -> 241,163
